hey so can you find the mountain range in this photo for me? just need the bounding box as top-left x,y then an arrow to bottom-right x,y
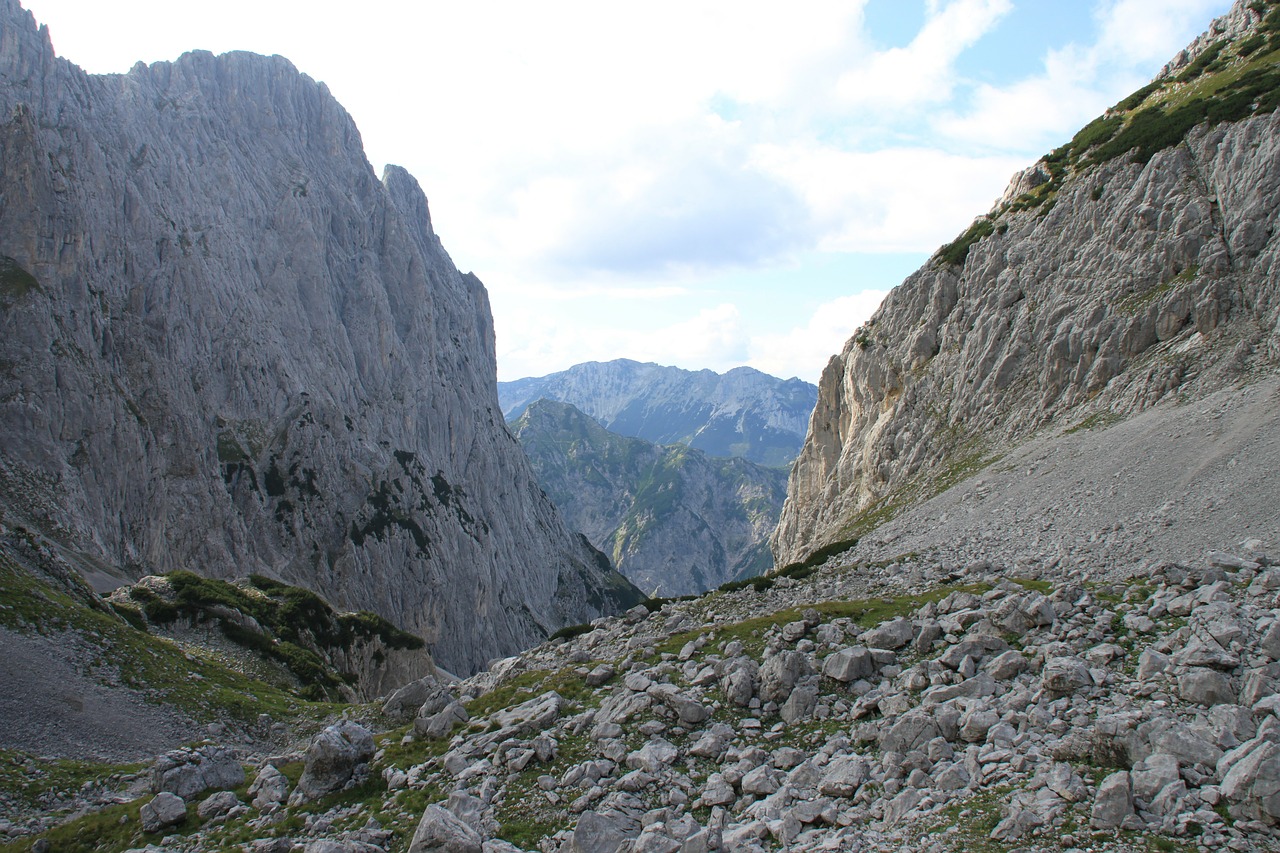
512,399 -> 787,596
499,359 -> 818,468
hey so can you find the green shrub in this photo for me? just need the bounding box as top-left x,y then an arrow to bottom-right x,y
1114,81 -> 1163,113
142,598 -> 180,624
548,622 -> 594,641
717,575 -> 776,594
1177,39 -> 1228,83
1237,32 -> 1268,56
1069,114 -> 1123,155
337,611 -> 425,650
111,602 -> 147,631
935,218 -> 995,267
641,594 -> 699,613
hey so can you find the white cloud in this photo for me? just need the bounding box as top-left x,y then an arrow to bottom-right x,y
750,145 -> 1026,253
934,0 -> 1232,152
1093,0 -> 1234,67
498,303 -> 748,381
835,0 -> 1013,111
748,290 -> 890,382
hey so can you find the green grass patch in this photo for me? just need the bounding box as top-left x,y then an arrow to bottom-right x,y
655,582 -> 989,661
0,749 -> 144,814
494,733 -> 596,848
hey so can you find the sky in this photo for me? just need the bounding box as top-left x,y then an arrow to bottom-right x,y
20,0 -> 1234,383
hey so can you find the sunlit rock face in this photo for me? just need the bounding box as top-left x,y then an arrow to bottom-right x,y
774,1 -> 1280,566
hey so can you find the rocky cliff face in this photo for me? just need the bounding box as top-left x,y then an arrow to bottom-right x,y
773,0 -> 1280,567
0,0 -> 640,675
500,359 -> 818,468
513,400 -> 787,596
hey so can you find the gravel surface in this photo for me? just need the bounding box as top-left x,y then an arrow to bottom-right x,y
841,375 -> 1280,577
0,625 -> 196,762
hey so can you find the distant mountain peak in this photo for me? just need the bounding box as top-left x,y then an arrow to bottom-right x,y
499,360 -> 818,468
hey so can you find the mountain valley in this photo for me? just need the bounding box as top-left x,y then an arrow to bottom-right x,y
512,399 -> 786,597
2,1 -> 1280,852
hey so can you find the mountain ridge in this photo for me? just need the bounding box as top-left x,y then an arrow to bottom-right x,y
773,0 -> 1280,568
512,398 -> 787,597
499,358 -> 818,468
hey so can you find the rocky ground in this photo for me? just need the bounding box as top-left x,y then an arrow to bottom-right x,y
840,378 -> 1280,580
17,530 -> 1280,853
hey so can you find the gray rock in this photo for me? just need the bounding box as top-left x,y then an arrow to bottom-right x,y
985,650 -> 1028,680
383,675 -> 444,720
296,721 -> 375,801
1173,636 -> 1240,670
416,700 -> 470,739
1260,621 -> 1280,661
759,650 -> 811,705
1179,668 -> 1237,707
699,774 -> 736,807
780,684 -> 819,724
959,709 -> 1000,743
140,792 -> 186,833
938,636 -> 1010,670
488,691 -> 563,734
626,739 -> 679,773
195,790 -> 240,820
1042,656 -> 1092,696
739,765 -> 782,795
1137,649 -> 1171,682
568,811 -> 633,853
1090,771 -> 1134,829
880,711 -> 942,754
248,764 -> 289,812
151,746 -> 244,800
409,804 -> 483,853
1218,737 -> 1280,824
719,657 -> 759,707
585,664 -> 616,687
821,647 -> 875,683
859,617 -> 914,650
817,756 -> 869,797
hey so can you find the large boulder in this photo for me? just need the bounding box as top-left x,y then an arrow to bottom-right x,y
249,764 -> 290,812
296,722 -> 376,801
140,791 -> 187,833
1090,771 -> 1134,829
822,647 -> 876,683
151,746 -> 244,800
759,651 -> 812,705
408,804 -> 483,853
1042,656 -> 1092,696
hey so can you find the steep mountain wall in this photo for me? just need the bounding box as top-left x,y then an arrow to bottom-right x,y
773,1 -> 1280,567
513,400 -> 786,596
500,359 -> 817,468
0,0 -> 640,675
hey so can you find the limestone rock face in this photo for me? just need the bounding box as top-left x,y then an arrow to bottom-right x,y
0,0 -> 640,674
512,399 -> 787,596
772,5 -> 1280,566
